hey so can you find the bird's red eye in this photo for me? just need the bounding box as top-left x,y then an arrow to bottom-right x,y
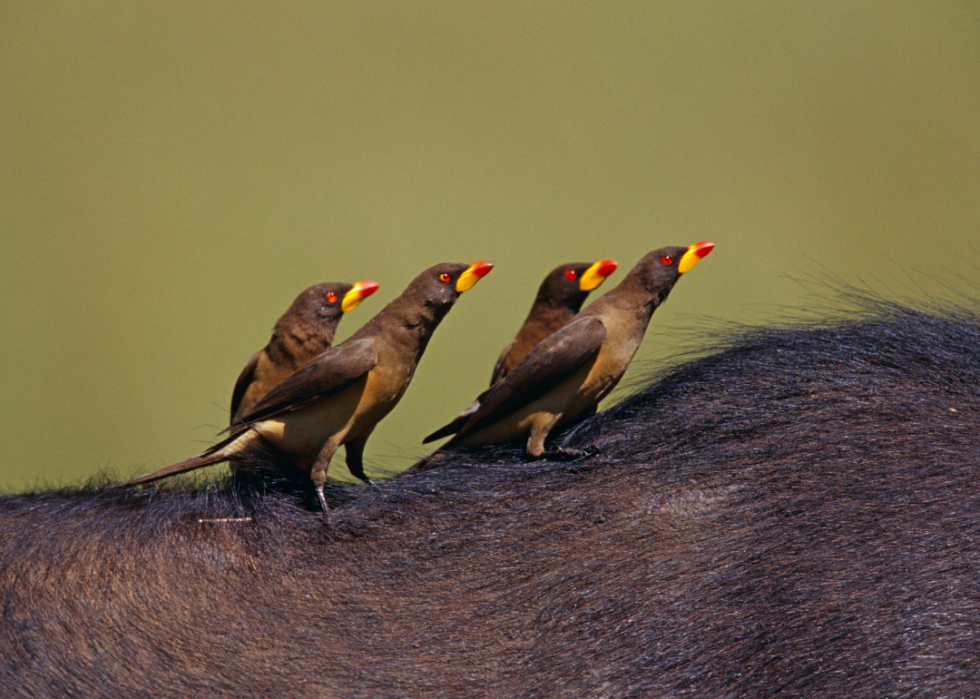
565,269 -> 577,281
439,273 -> 451,283
660,255 -> 673,265
326,291 -> 338,303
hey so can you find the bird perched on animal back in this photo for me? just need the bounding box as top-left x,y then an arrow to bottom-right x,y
118,261 -> 494,510
420,243 -> 713,462
230,280 -> 380,422
490,259 -> 618,385
426,259 -> 619,444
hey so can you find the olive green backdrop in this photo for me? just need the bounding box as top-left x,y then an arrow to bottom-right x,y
2,1 -> 978,490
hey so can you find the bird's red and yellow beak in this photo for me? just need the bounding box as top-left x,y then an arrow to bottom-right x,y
579,259 -> 618,291
341,280 -> 380,312
677,241 -> 714,274
456,260 -> 494,292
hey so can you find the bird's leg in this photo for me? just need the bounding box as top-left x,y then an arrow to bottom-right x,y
310,441 -> 339,514
344,436 -> 374,485
526,417 -> 560,458
527,419 -> 598,461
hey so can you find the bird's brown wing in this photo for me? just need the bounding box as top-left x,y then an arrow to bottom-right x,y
489,342 -> 514,386
446,316 -> 606,439
231,338 -> 378,427
229,350 -> 261,420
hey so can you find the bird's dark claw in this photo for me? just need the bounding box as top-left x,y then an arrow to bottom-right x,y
315,484 -> 331,515
537,445 -> 600,461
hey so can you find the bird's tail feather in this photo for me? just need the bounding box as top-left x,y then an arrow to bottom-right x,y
115,431 -> 258,487
422,397 -> 483,443
422,416 -> 468,444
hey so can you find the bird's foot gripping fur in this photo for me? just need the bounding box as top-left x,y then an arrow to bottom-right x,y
534,445 -> 600,461
313,477 -> 373,516
316,484 -> 331,514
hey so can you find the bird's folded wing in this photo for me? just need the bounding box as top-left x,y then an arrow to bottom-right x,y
453,316 -> 606,438
229,350 -> 261,419
231,338 -> 378,427
489,341 -> 514,386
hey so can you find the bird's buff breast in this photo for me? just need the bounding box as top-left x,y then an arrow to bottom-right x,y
454,355 -> 613,448
253,367 -> 407,459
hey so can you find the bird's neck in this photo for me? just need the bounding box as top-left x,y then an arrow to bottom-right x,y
357,294 -> 450,359
268,318 -> 335,369
590,276 -> 660,327
522,298 -> 578,336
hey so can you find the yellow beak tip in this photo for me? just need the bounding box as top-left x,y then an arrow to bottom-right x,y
341,280 -> 380,312
456,261 -> 494,292
579,258 -> 619,291
677,241 -> 714,274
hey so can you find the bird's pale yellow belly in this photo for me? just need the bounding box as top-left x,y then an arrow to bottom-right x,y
251,366 -> 408,468
453,347 -> 626,450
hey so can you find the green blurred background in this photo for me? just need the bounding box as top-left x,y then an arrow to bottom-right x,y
1,1 -> 978,490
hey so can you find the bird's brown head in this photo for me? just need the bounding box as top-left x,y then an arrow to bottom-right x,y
538,259 -> 619,311
626,241 -> 714,302
296,280 -> 380,322
358,261 -> 493,353
406,261 -> 494,310
290,283 -> 352,326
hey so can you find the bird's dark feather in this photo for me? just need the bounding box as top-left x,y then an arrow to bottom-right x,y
489,341 -> 513,386
232,338 -> 378,427
229,350 -> 261,419
451,316 -> 607,438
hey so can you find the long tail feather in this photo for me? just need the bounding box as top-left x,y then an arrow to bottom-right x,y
423,415 -> 469,444
423,397 -> 484,444
114,431 -> 257,487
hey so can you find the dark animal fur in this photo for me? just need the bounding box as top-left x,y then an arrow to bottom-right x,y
2,301 -> 980,698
